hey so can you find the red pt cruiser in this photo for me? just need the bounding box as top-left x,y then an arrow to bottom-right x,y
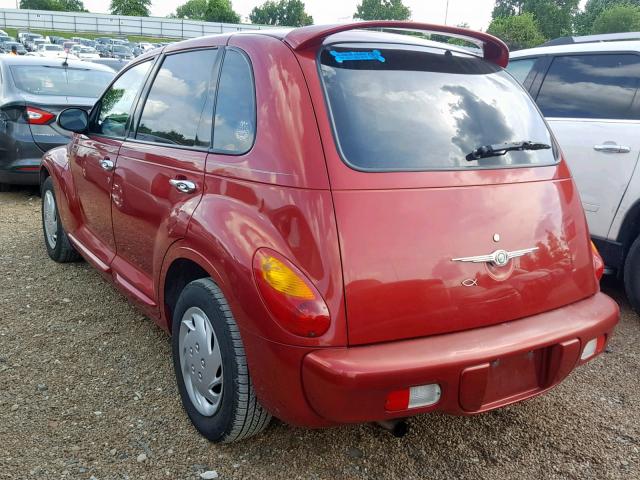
40,22 -> 619,442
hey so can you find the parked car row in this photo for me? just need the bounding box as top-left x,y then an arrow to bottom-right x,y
10,30 -> 174,59
23,22 -> 619,446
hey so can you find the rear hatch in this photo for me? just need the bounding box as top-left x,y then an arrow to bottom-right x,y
8,63 -> 114,151
318,42 -> 599,345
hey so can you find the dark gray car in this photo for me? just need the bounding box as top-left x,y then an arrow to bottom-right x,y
86,58 -> 129,72
0,56 -> 115,187
107,44 -> 134,60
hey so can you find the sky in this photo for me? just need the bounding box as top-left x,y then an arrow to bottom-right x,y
0,0 -> 590,30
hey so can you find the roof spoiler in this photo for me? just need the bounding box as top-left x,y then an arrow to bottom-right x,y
283,21 -> 509,68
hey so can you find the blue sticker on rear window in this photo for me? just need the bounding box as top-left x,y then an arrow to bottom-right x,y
330,50 -> 386,64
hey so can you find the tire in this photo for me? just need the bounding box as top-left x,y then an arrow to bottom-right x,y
624,235 -> 640,313
41,176 -> 80,263
0,182 -> 10,192
171,278 -> 271,443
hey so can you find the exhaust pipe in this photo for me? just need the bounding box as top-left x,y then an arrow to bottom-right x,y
375,419 -> 408,438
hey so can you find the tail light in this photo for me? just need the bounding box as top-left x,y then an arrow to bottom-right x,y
26,106 -> 55,125
253,249 -> 330,338
591,241 -> 604,281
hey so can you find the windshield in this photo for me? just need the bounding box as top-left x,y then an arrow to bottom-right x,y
10,66 -> 114,97
319,43 -> 558,171
45,45 -> 62,51
81,47 -> 96,53
113,46 -> 130,53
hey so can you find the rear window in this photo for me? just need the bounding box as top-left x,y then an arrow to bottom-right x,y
10,66 -> 114,98
319,44 -> 557,171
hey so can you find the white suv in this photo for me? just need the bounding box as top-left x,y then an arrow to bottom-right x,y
509,33 -> 640,312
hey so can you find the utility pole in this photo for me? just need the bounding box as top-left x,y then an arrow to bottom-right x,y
444,0 -> 449,25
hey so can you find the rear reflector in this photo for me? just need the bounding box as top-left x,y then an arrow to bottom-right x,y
26,107 -> 55,125
581,335 -> 606,361
385,384 -> 441,411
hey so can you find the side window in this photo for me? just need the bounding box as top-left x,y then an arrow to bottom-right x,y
213,49 -> 256,155
537,54 -> 640,119
506,58 -> 537,84
135,49 -> 218,147
90,61 -> 152,138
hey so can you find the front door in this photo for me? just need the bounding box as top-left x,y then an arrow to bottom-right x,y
533,53 -> 640,239
69,60 -> 154,267
110,48 -> 220,306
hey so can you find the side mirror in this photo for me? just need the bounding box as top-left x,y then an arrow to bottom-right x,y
57,108 -> 88,133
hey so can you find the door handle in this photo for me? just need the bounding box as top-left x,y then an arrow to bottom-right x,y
99,158 -> 115,171
593,144 -> 631,153
169,179 -> 197,194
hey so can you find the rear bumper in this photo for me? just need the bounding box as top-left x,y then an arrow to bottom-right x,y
301,292 -> 618,424
0,168 -> 40,185
0,137 -> 46,186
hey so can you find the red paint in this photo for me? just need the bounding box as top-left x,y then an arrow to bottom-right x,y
302,293 -> 618,424
42,23 -> 618,431
284,21 -> 510,68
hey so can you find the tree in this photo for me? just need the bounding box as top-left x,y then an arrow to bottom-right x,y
20,0 -> 86,10
487,13 -> 546,50
575,0 -> 640,34
490,0 -> 579,40
19,0 -> 57,9
175,0 -> 208,20
110,0 -> 151,16
592,4 -> 640,33
205,0 -> 241,23
58,0 -> 86,11
492,0 -> 525,18
249,0 -> 313,27
353,0 -> 411,21
524,0 -> 579,39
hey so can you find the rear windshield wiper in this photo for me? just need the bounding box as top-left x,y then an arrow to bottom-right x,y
466,141 -> 551,161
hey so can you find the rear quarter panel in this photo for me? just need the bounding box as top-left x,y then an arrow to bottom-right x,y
185,175 -> 346,348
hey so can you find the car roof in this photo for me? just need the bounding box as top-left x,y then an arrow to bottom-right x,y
511,40 -> 640,58
0,55 -> 115,73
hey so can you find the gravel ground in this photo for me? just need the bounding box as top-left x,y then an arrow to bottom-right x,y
1,186 -> 639,480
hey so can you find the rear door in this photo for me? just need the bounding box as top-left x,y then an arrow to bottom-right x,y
315,43 -> 598,345
110,48 -> 220,306
533,53 -> 640,239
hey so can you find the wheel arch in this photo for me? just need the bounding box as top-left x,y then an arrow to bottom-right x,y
39,164 -> 50,190
617,199 -> 640,255
158,244 -> 228,334
40,145 -> 80,234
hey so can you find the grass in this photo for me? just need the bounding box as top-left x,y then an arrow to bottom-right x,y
2,27 -> 181,44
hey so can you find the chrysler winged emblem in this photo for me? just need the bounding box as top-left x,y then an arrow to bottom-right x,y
452,247 -> 538,267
